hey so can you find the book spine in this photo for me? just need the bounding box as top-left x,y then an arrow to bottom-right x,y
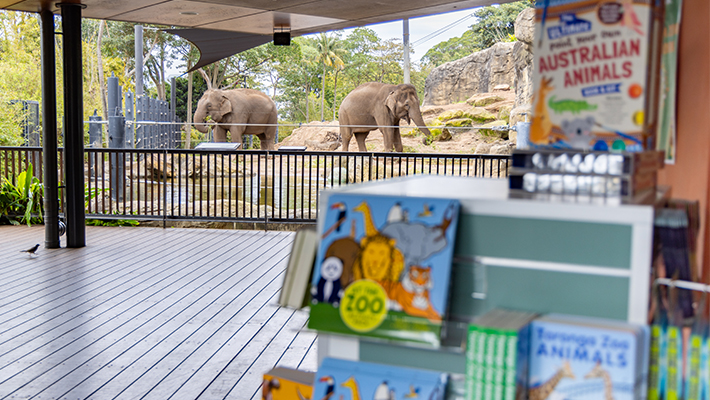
494,332 -> 506,400
483,329 -> 496,400
504,332 -> 518,400
466,326 -> 481,400
686,333 -> 703,400
648,324 -> 662,400
666,325 -> 683,400
703,336 -> 710,400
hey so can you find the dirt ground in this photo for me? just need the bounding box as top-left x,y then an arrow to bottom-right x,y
278,90 -> 517,154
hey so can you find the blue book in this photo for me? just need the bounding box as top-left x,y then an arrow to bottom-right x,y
308,193 -> 459,346
313,357 -> 448,400
528,317 -> 645,400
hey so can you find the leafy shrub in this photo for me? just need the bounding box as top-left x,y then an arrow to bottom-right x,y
0,163 -> 44,226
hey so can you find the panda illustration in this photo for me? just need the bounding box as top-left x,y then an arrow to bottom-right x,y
311,256 -> 344,306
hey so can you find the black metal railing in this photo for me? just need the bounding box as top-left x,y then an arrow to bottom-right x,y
1,146 -> 510,225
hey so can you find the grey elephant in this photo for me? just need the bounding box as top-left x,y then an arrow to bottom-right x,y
194,88 -> 277,150
338,82 -> 431,152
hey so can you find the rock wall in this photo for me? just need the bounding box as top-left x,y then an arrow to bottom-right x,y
423,8 -> 535,109
423,42 -> 517,106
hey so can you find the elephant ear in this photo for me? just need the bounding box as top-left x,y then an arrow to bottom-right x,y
385,91 -> 397,116
220,94 -> 232,115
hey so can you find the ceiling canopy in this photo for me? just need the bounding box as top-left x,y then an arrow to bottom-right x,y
6,0 -> 499,36
3,0 -> 500,71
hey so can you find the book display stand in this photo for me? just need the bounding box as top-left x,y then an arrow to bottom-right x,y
314,175 -> 654,379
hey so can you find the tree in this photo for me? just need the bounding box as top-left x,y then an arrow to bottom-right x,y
315,33 -> 345,121
421,0 -> 532,68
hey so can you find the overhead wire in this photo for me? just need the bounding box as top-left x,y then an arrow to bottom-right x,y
410,12 -> 476,47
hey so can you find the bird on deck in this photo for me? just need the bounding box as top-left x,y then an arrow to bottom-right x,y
318,375 -> 336,400
417,203 -> 434,218
20,244 -> 40,258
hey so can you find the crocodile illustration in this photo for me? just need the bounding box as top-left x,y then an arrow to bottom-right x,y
548,96 -> 598,114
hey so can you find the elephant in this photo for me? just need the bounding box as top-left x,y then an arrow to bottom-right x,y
194,88 -> 277,150
338,82 -> 431,152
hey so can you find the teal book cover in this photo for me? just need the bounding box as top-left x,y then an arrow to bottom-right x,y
307,193 -> 459,346
528,320 -> 641,400
312,357 -> 447,400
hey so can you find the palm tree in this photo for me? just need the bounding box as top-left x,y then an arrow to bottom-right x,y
315,33 -> 345,121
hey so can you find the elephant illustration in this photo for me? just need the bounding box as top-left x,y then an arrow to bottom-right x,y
194,88 -> 277,150
338,82 -> 431,152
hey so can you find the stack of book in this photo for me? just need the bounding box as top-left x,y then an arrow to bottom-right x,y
528,314 -> 649,400
465,309 -> 537,400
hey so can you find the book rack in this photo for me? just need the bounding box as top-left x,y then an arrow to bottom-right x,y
315,175 -> 655,377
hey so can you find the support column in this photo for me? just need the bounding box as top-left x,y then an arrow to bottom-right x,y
41,8 -> 59,248
403,18 -> 410,84
60,2 -> 86,248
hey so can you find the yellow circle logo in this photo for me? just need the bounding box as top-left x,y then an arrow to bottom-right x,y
340,280 -> 388,332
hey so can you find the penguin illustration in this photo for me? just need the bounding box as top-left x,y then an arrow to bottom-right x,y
374,380 -> 395,400
387,202 -> 403,223
311,257 -> 344,306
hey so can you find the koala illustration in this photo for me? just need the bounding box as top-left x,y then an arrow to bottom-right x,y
561,116 -> 596,150
311,256 -> 344,306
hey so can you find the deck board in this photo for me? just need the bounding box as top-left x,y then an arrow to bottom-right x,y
0,225 -> 317,400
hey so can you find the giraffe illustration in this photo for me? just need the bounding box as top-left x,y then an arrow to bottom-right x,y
528,361 -> 576,400
584,362 -> 615,400
353,201 -> 378,236
530,77 -> 564,146
340,376 -> 362,400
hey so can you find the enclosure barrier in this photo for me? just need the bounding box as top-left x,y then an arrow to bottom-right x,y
1,146 -> 510,225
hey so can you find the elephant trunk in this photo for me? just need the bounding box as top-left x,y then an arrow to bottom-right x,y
410,106 -> 431,142
193,104 -> 209,134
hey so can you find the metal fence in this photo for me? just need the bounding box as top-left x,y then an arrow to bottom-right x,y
1,146 -> 510,225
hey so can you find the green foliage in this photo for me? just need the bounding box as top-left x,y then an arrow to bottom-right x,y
85,185 -> 106,208
0,163 -> 44,226
422,1 -> 532,68
86,214 -> 139,227
167,75 -> 208,122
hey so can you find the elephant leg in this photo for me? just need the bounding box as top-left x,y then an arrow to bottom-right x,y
393,127 -> 403,152
261,126 -> 276,151
213,125 -> 227,142
381,127 -> 395,152
340,125 -> 353,151
229,125 -> 246,147
354,132 -> 369,151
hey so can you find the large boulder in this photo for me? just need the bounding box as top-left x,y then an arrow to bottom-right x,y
423,8 -> 535,109
423,42 -> 517,106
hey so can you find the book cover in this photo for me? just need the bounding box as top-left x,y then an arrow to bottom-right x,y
528,319 -> 642,400
531,0 -> 662,151
312,358 -> 447,400
308,193 -> 459,346
262,367 -> 315,400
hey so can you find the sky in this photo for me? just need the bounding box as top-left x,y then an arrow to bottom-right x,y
343,8 -> 478,63
165,8 -> 481,79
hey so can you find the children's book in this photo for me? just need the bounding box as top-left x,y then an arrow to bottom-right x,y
312,357 -> 448,400
465,309 -> 537,400
307,193 -> 460,346
262,367 -> 315,400
528,315 -> 648,400
530,0 -> 663,151
279,227 -> 318,309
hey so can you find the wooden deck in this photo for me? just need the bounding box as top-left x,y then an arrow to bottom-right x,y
0,225 -> 317,400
